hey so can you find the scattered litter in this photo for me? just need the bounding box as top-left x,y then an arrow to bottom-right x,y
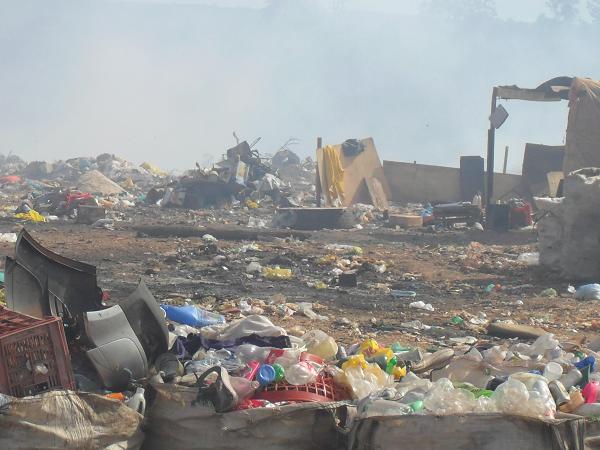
409,301 -> 434,311
0,233 -> 17,243
574,284 -> 600,301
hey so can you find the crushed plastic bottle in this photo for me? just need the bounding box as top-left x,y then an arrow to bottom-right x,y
161,304 -> 225,328
126,387 -> 146,415
527,333 -> 560,357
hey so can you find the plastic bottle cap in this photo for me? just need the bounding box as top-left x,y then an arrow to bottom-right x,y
257,364 -> 276,385
272,363 -> 285,381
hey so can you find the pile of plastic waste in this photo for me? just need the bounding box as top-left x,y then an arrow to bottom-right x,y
156,306 -> 600,420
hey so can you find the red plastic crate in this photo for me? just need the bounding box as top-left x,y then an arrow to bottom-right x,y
0,307 -> 75,397
253,373 -> 351,403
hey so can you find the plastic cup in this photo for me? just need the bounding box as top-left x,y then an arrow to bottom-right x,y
543,362 -> 563,382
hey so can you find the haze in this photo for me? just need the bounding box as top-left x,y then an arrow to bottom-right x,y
1,0 -> 598,172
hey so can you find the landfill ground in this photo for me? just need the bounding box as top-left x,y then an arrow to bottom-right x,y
1,212 -> 590,351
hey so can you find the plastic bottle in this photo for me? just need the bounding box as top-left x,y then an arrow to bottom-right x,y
229,376 -> 259,400
368,348 -> 395,371
391,342 -> 411,353
272,363 -> 285,382
528,333 -> 559,357
234,344 -> 272,364
358,399 -> 413,418
575,356 -> 596,372
543,362 -> 563,382
126,387 -> 146,415
160,304 -> 225,328
559,369 -> 583,390
410,400 -> 424,412
531,380 -> 556,418
285,362 -> 317,385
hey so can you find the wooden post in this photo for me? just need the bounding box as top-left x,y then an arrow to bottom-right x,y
503,146 -> 509,174
315,137 -> 322,207
486,87 -> 498,208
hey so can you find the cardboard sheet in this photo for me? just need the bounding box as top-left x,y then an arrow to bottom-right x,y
317,137 -> 390,207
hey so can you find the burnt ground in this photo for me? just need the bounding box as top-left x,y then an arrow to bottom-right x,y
0,213 -> 592,351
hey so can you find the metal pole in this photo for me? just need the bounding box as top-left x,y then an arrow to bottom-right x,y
486,88 -> 498,207
503,145 -> 509,174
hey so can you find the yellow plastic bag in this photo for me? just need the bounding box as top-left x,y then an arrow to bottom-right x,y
141,162 -> 168,177
15,210 -> 46,222
358,339 -> 380,357
342,354 -> 368,371
262,267 -> 292,280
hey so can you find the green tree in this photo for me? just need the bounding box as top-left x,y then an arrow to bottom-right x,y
546,0 -> 579,21
421,0 -> 497,21
588,0 -> 600,21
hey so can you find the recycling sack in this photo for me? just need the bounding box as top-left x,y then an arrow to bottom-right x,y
143,383 -> 351,450
0,390 -> 144,449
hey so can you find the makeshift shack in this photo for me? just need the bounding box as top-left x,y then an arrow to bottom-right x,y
485,76 -> 600,205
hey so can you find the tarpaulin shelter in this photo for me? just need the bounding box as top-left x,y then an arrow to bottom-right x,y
563,78 -> 600,175
485,76 -> 574,206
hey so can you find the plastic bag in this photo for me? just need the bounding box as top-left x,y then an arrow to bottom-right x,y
517,252 -> 540,266
575,283 -> 600,300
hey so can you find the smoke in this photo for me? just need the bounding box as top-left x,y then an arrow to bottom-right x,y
0,0 -> 597,172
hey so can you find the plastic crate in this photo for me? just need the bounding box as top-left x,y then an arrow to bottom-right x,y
0,307 -> 75,397
253,373 -> 351,403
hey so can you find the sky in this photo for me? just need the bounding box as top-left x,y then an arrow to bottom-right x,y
0,0 -> 595,173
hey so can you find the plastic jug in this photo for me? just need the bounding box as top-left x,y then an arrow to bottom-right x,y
126,387 -> 146,415
582,381 -> 599,403
302,330 -> 338,361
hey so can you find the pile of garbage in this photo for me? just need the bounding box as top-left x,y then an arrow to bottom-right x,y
155,304 -> 600,420
154,141 -> 310,210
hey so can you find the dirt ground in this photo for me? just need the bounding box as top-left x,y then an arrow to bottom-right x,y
1,213 -> 593,352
